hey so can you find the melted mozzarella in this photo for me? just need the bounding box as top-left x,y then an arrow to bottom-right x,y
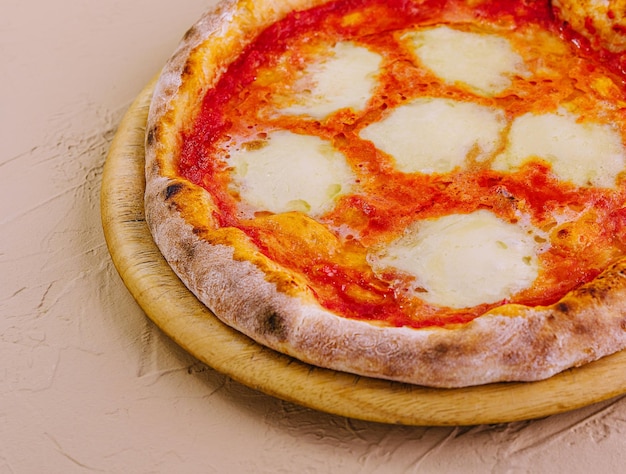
492,110 -> 626,188
368,210 -> 541,308
403,26 -> 527,96
278,41 -> 382,119
229,131 -> 355,215
359,97 -> 506,173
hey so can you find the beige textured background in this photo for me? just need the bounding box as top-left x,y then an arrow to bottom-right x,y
2,1 -> 626,472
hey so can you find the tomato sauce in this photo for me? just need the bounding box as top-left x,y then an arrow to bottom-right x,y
177,0 -> 626,328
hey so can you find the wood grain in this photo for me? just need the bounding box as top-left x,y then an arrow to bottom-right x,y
100,80 -> 626,426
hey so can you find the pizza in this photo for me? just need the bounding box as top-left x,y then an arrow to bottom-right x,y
144,0 -> 626,388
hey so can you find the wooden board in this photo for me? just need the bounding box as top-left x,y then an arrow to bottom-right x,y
101,80 -> 626,426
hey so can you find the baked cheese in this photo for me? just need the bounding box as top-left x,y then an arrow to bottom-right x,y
359,97 -> 506,173
492,110 -> 626,188
369,210 -> 542,308
277,41 -> 382,119
229,130 -> 355,215
402,26 -> 527,96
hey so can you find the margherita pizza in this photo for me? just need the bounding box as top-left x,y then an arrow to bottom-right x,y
145,0 -> 626,387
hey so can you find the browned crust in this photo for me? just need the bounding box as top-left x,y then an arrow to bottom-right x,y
145,0 -> 626,387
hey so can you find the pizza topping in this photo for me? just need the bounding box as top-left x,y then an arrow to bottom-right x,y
173,0 -> 626,328
359,97 -> 506,174
275,41 -> 382,120
369,210 -> 543,308
228,130 -> 355,216
402,26 -> 528,96
492,110 -> 626,188
553,0 -> 626,53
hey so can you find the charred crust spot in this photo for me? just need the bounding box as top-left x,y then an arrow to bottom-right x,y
576,284 -> 607,301
182,61 -> 195,79
422,342 -> 450,363
260,311 -> 288,341
555,302 -> 570,314
183,25 -> 198,41
150,160 -> 160,175
573,323 -> 591,336
182,240 -> 195,260
582,286 -> 598,298
165,183 -> 183,200
191,226 -> 207,239
146,125 -> 159,147
432,343 -> 449,356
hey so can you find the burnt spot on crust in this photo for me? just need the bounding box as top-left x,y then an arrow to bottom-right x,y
191,226 -> 210,240
432,342 -> 449,357
576,285 -> 606,301
165,183 -> 184,200
182,61 -> 195,79
183,25 -> 198,41
259,310 -> 288,341
148,159 -> 160,176
555,301 -> 571,314
572,323 -> 592,336
181,239 -> 196,260
420,341 -> 455,365
146,125 -> 159,147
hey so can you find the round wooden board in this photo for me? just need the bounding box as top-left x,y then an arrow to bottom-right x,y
101,80 -> 626,426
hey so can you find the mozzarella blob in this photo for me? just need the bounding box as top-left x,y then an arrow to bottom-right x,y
229,131 -> 355,215
278,41 -> 382,119
368,210 -> 542,308
403,26 -> 527,95
492,110 -> 626,188
359,97 -> 506,173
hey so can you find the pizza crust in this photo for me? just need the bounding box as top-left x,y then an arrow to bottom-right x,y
146,175 -> 626,387
145,0 -> 626,387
